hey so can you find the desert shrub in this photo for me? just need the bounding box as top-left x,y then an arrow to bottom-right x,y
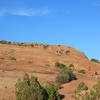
5,86 -> 7,88
0,57 -> 4,60
72,81 -> 100,100
43,45 -> 49,49
7,41 -> 12,44
65,50 -> 70,54
15,73 -> 61,100
15,73 -> 48,100
56,67 -> 77,84
91,58 -> 100,63
69,64 -> 74,68
69,64 -> 75,70
17,43 -> 24,46
30,44 -> 34,47
57,45 -> 61,46
10,57 -> 16,61
77,82 -> 88,91
78,69 -> 86,74
0,62 -> 3,65
0,40 -> 8,44
55,62 -> 66,69
45,84 -> 60,100
34,43 -> 39,46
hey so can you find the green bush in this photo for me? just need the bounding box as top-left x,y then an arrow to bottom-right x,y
30,44 -> 34,47
0,40 -> 9,44
56,67 -> 77,84
10,57 -> 16,61
15,73 -> 61,100
78,69 -> 86,74
45,84 -> 60,100
7,41 -> 11,44
77,82 -> 88,91
91,58 -> 100,63
15,73 -> 48,100
65,50 -> 70,54
34,43 -> 39,46
43,45 -> 49,49
72,81 -> 100,100
17,43 -> 24,46
69,64 -> 75,70
55,62 -> 66,69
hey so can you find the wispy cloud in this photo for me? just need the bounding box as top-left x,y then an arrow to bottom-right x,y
0,8 -> 50,16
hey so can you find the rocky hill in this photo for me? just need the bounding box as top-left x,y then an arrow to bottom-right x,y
0,42 -> 100,100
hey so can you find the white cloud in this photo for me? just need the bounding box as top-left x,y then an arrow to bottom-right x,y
0,8 -> 50,16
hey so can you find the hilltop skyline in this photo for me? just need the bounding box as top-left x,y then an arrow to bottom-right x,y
0,0 -> 100,59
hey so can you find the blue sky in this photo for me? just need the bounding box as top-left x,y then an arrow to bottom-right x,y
0,0 -> 100,59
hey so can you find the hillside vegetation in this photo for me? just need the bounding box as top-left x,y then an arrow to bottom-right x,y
0,41 -> 100,100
